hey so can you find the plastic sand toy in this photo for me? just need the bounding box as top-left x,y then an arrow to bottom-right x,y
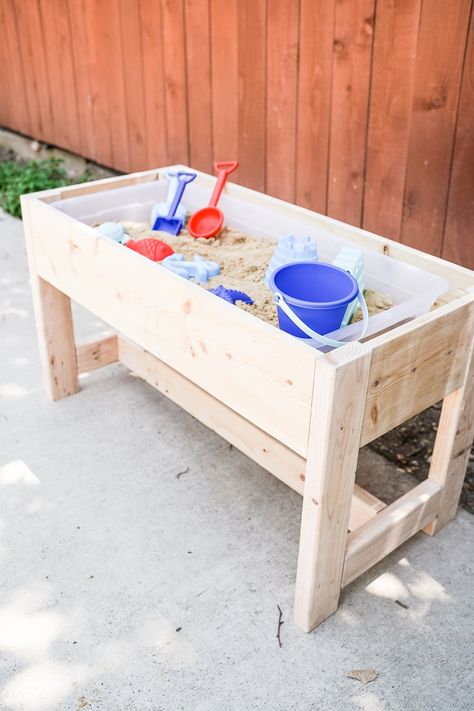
209,286 -> 254,305
162,254 -> 220,283
152,171 -> 196,235
332,247 -> 364,326
97,221 -> 128,244
188,161 -> 239,238
264,234 -> 318,286
126,238 -> 174,262
150,172 -> 188,226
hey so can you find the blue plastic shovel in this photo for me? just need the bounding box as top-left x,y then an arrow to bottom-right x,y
152,171 -> 196,234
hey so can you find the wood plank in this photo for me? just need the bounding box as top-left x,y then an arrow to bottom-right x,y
119,0 -> 148,172
8,0 -> 39,138
2,2 -> 30,136
118,335 -> 383,531
400,0 -> 471,256
40,0 -> 83,154
185,0 -> 213,173
363,0 -> 422,241
22,193 -> 79,400
237,0 -> 266,191
26,195 -> 318,457
294,343 -> 372,632
342,480 -> 442,587
139,0 -> 168,167
424,334 -> 474,534
295,0 -> 336,213
162,0 -> 189,164
210,0 -> 238,164
361,295 -> 474,445
76,333 -> 119,373
81,1 -> 114,167
351,483 -> 386,530
266,0 -> 299,202
328,0 -> 375,226
0,2 -> 14,129
443,11 -> 474,270
68,0 -> 96,160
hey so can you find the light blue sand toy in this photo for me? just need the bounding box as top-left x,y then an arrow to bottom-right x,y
332,247 -> 365,326
162,254 -> 220,284
264,234 -> 318,286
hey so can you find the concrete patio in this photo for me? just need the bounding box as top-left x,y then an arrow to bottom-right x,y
1,208 -> 472,711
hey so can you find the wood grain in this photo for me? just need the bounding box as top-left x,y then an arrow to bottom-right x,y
162,0 -> 189,164
210,0 -> 238,164
185,0 -> 213,173
26,195 -> 318,457
237,0 -> 266,191
139,0 -> 168,167
443,10 -> 474,270
119,0 -> 148,172
266,0 -> 299,201
424,334 -> 474,535
361,295 -> 474,445
343,480 -> 442,587
295,0 -> 336,213
294,343 -> 371,632
328,0 -> 375,226
400,0 -> 472,255
363,0 -> 422,240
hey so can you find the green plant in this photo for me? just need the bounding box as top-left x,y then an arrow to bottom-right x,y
0,157 -> 90,218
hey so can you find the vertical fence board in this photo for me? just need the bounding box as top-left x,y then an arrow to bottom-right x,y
210,0 -> 238,165
12,0 -> 51,142
69,0 -> 96,160
443,11 -> 474,270
237,0 -> 266,191
0,3 -> 14,129
162,0 -> 189,164
400,0 -> 472,255
295,0 -> 336,213
363,0 -> 422,241
40,0 -> 82,155
119,0 -> 148,172
139,0 -> 168,167
328,0 -> 375,226
185,0 -> 213,173
266,0 -> 299,202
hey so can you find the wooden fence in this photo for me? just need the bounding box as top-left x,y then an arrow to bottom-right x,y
0,0 -> 472,267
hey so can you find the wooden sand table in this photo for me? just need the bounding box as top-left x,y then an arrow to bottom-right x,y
123,221 -> 393,327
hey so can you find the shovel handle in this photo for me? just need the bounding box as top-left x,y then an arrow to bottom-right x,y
209,161 -> 239,208
167,171 -> 197,218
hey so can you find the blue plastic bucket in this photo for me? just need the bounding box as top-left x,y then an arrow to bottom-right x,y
269,261 -> 359,339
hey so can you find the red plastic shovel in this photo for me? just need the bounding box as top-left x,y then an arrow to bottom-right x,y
188,161 -> 239,238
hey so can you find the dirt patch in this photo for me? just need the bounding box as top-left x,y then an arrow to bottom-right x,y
369,404 -> 473,514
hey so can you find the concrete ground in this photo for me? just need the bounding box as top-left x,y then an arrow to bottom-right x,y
0,207 -> 473,711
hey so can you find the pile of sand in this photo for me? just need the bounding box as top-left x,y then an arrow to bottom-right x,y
122,221 -> 392,328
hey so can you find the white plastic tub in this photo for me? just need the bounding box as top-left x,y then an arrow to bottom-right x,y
51,171 -> 449,344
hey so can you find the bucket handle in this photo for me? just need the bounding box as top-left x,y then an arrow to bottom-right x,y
273,289 -> 369,348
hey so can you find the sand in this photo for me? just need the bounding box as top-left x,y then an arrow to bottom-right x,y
121,221 -> 392,328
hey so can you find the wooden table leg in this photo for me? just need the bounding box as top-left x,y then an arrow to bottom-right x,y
21,196 -> 79,400
424,336 -> 474,536
294,344 -> 371,632
29,275 -> 80,401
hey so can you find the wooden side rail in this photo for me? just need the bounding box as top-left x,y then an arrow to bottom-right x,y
361,294 -> 474,445
76,332 -> 118,372
117,336 -> 384,533
342,480 -> 442,587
